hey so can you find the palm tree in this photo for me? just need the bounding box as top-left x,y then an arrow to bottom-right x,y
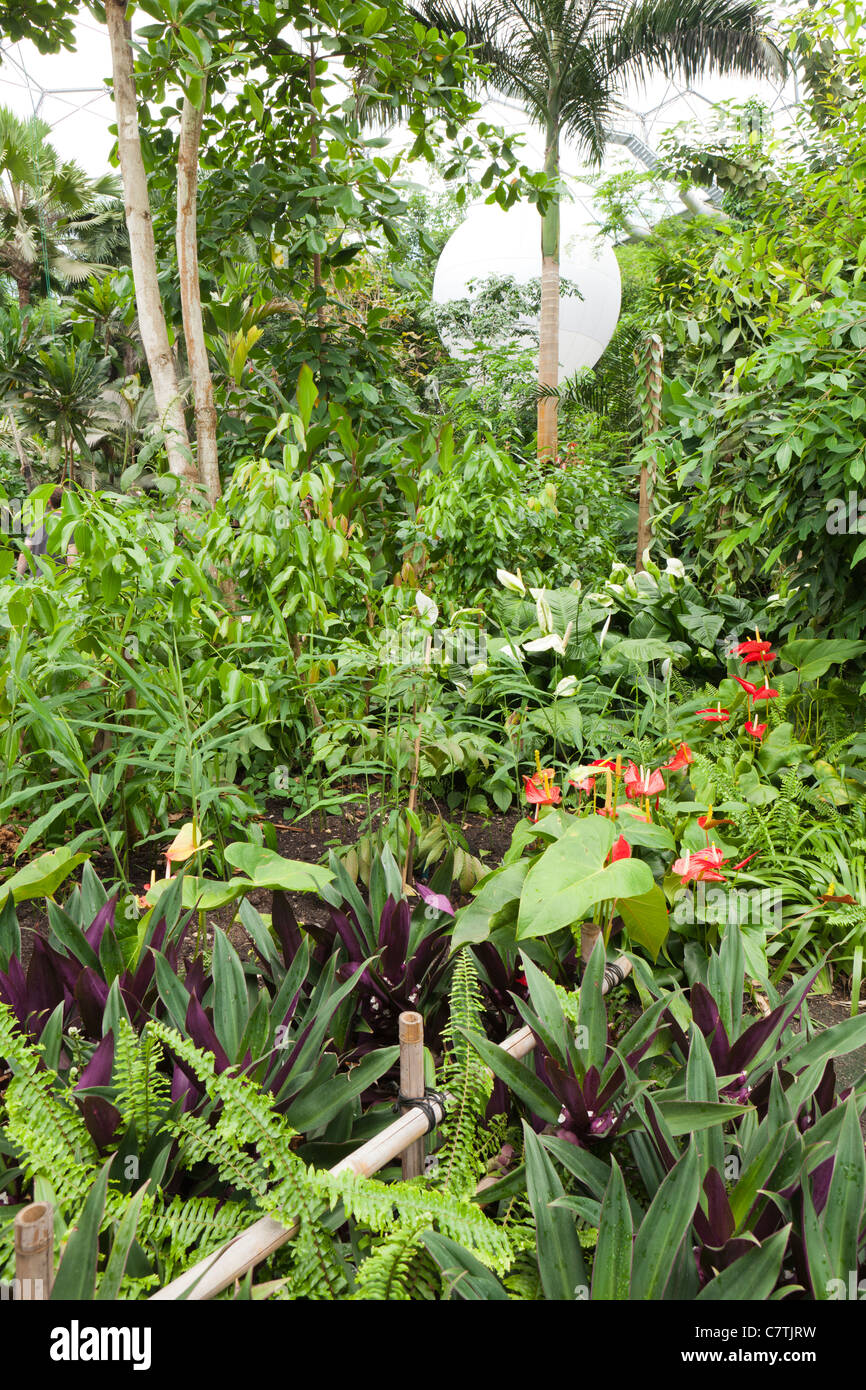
0,107 -> 125,309
412,0 -> 782,460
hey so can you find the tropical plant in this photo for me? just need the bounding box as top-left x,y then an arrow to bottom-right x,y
0,108 -> 124,309
411,0 -> 781,459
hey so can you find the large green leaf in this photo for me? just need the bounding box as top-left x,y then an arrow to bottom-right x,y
222,843 -> 333,893
617,883 -> 670,960
0,848 -> 89,909
780,638 -> 866,682
517,817 -> 653,939
450,861 -> 528,948
285,1046 -> 399,1132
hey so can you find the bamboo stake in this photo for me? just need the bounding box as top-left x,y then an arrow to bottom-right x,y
151,952 -> 633,1301
14,1202 -> 53,1301
399,1012 -> 426,1180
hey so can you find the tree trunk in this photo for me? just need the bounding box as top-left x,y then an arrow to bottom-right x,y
105,0 -> 198,494
537,115 -> 560,462
635,333 -> 664,572
177,84 -> 221,506
16,276 -> 31,310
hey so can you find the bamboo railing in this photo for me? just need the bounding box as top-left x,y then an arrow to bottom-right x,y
149,952 -> 632,1301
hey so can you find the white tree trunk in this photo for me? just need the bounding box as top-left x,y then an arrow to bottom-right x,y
105,0 -> 198,493
177,87 -> 221,505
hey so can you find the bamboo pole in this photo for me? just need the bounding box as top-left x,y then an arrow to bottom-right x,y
14,1202 -> 53,1300
399,1012 -> 426,1180
151,952 -> 633,1301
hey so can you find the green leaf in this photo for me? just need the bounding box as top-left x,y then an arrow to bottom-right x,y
422,1230 -> 509,1299
617,883 -> 670,960
523,1121 -> 587,1300
631,1145 -> 701,1300
780,638 -> 866,682
96,1184 -> 151,1300
591,1158 -> 633,1299
458,1027 -> 559,1123
517,818 -> 653,939
222,843 -> 332,893
285,1046 -> 399,1132
821,1096 -> 866,1278
0,848 -> 89,909
50,1157 -> 114,1301
212,928 -> 249,1061
696,1226 -> 790,1300
296,363 -> 318,430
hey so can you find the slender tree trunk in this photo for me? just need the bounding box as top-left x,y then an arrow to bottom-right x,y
635,333 -> 663,571
105,0 -> 198,493
537,113 -> 560,462
16,276 -> 31,310
177,83 -> 221,506
309,41 -> 326,335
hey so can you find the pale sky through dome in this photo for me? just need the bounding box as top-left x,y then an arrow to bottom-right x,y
0,4 -> 801,208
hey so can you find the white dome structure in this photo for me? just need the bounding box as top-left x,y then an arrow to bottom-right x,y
432,200 -> 622,380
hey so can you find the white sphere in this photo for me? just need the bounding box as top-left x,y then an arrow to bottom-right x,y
432,201 -> 622,380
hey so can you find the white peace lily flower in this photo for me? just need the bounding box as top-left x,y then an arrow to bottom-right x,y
524,633 -> 566,655
554,676 -> 578,698
469,660 -> 488,677
499,642 -> 524,663
641,549 -> 660,578
536,595 -> 554,634
665,556 -> 686,579
661,658 -> 672,681
624,575 -> 640,597
599,615 -> 612,650
496,567 -> 526,596
415,590 -> 439,624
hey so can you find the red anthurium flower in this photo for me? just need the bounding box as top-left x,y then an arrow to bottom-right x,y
672,846 -> 727,883
624,763 -> 665,799
524,759 -> 561,821
741,651 -> 778,665
733,638 -> 773,658
664,743 -> 693,771
523,774 -> 561,806
671,845 -> 758,884
608,835 -> 632,863
568,756 -> 618,795
750,685 -> 778,702
697,707 -> 730,722
731,675 -> 760,696
744,719 -> 767,740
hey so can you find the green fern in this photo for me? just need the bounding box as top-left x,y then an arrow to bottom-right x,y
435,949 -> 494,1195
